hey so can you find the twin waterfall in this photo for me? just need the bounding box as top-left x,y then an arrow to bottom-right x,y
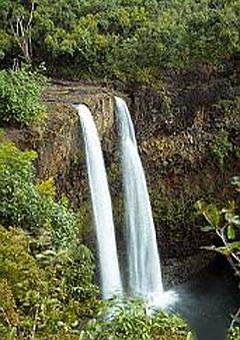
77,98 -> 168,307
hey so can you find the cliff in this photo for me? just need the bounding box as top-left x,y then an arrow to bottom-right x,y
4,63 -> 240,285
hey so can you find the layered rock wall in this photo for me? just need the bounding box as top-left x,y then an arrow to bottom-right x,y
4,64 -> 240,284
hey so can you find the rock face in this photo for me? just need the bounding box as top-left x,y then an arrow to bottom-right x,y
4,64 -> 240,285
5,81 -> 115,207
127,64 -> 240,263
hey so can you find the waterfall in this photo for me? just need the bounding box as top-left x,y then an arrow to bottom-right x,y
115,96 -> 164,306
76,104 -> 122,299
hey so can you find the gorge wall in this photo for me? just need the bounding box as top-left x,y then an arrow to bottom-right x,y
4,62 -> 240,286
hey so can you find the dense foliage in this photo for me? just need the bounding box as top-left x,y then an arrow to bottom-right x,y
0,1 -> 239,338
0,136 -> 74,237
0,66 -> 46,124
228,327 -> 240,340
0,225 -> 98,339
79,297 -> 194,340
0,135 -> 98,338
0,0 -> 239,82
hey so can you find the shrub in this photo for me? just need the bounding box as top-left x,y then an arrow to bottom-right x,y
210,129 -> 233,168
0,136 -> 99,338
63,241 -> 98,301
0,66 -> 46,125
0,137 -> 77,240
0,137 -> 42,231
79,297 -> 194,340
0,223 -> 99,338
0,226 -> 43,338
195,176 -> 240,278
0,135 -> 99,296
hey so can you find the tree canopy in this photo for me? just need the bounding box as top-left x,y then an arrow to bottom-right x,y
0,0 -> 239,82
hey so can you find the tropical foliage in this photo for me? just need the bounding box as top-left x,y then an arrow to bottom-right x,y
196,176 -> 240,334
0,66 -> 46,124
0,0 -> 239,82
195,176 -> 240,279
79,297 -> 194,340
0,135 -> 98,339
0,0 -> 239,338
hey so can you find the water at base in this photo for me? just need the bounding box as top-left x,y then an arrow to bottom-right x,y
173,261 -> 240,340
76,104 -> 122,299
115,96 -> 177,308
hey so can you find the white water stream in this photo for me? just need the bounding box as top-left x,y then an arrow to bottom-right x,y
77,104 -> 122,299
115,97 -> 176,307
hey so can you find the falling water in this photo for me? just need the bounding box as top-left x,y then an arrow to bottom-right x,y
115,96 -> 166,307
76,104 -> 122,299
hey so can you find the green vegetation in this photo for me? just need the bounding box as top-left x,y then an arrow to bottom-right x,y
0,225 -> 98,339
0,66 -> 46,125
195,176 -> 240,278
0,135 -> 98,338
79,297 -> 194,340
228,327 -> 240,340
0,0 -> 239,82
210,128 -> 233,168
0,136 -> 76,240
196,176 -> 240,335
0,0 -> 239,338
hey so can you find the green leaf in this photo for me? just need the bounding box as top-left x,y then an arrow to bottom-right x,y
201,225 -> 215,232
226,241 -> 240,251
194,200 -> 203,211
186,331 -> 195,340
225,214 -> 240,226
227,225 -> 236,240
203,204 -> 220,228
